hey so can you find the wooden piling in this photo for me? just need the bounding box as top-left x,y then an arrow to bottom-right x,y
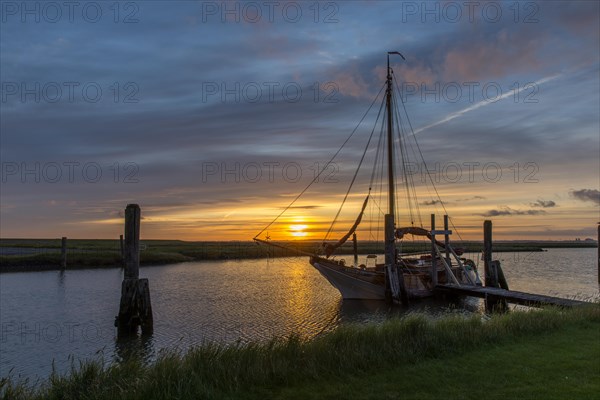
494,260 -> 509,290
430,214 -> 437,287
60,237 -> 67,269
138,278 -> 154,333
443,215 -> 451,282
116,204 -> 153,336
124,205 -> 140,279
352,232 -> 358,268
483,220 -> 494,287
483,220 -> 507,312
119,234 -> 125,268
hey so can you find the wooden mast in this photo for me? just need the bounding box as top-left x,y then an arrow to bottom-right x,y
386,53 -> 396,221
385,52 -> 408,305
384,53 -> 396,273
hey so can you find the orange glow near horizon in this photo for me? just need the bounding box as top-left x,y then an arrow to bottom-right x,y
6,183 -> 596,241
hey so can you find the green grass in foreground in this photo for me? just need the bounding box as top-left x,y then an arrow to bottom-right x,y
1,306 -> 599,400
270,322 -> 600,400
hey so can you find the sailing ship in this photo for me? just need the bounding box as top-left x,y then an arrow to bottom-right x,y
255,52 -> 482,304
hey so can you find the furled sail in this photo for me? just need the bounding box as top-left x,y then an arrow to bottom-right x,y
323,195 -> 369,257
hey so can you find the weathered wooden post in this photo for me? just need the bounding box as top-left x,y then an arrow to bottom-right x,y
352,232 -> 358,268
124,205 -> 140,279
119,234 -> 125,268
483,220 -> 496,312
444,215 -> 451,282
483,220 -> 494,287
483,220 -> 507,312
115,204 -> 153,336
597,224 -> 599,285
493,260 -> 509,291
61,237 -> 67,269
430,214 -> 437,287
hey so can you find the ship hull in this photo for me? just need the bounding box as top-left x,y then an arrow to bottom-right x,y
310,256 -> 474,301
312,261 -> 387,300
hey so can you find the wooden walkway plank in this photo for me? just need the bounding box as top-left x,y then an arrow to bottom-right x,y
435,284 -> 588,308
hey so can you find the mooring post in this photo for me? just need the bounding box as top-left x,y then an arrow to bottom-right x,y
483,219 -> 493,312
61,237 -> 67,269
116,204 -> 153,336
431,214 -> 437,287
352,232 -> 358,268
494,260 -> 509,290
444,215 -> 451,282
483,220 -> 493,287
124,205 -> 140,279
483,220 -> 507,312
119,234 -> 125,268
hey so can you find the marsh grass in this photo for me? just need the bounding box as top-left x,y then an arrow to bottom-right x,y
0,251 -> 192,271
1,238 -> 596,271
2,305 -> 598,399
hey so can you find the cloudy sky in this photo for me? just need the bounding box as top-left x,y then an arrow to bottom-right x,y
1,1 -> 599,241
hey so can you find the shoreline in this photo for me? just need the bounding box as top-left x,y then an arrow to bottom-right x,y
1,239 -> 596,273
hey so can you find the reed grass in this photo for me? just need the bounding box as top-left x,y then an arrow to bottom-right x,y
2,305 -> 598,399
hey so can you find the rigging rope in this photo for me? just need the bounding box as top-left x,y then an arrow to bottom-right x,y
393,74 -> 465,242
368,118 -> 386,247
368,106 -> 387,244
256,66 -> 467,248
392,86 -> 418,227
369,105 -> 386,189
323,94 -> 386,242
254,82 -> 386,240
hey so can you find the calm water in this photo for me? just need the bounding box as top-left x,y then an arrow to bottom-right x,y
1,248 -> 597,382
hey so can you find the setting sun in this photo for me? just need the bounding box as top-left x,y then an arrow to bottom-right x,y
289,224 -> 308,237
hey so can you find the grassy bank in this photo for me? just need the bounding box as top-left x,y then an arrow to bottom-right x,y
1,238 -> 596,271
0,251 -> 193,272
273,321 -> 600,400
2,305 -> 598,399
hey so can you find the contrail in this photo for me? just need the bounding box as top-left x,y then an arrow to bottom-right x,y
412,73 -> 562,135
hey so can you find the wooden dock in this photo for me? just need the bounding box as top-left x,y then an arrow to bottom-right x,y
435,284 -> 589,308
